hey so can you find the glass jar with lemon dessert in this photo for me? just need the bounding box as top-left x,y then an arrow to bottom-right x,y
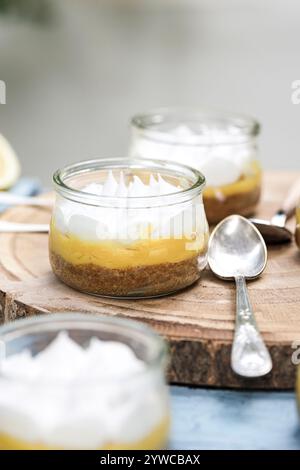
0,313 -> 170,450
130,108 -> 262,224
49,158 -> 209,298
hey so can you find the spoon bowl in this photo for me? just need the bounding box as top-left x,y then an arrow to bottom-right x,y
209,215 -> 267,280
250,218 -> 292,244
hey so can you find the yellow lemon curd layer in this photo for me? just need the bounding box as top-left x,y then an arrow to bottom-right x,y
203,160 -> 261,199
0,416 -> 169,450
49,224 -> 207,270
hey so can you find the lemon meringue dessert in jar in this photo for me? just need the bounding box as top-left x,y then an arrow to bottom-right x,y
130,108 -> 262,224
0,314 -> 170,450
49,158 -> 209,298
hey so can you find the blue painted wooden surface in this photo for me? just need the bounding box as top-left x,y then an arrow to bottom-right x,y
0,177 -> 41,213
170,386 -> 300,450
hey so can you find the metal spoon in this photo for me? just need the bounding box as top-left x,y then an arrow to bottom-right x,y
0,194 -> 52,232
250,178 -> 300,244
0,221 -> 49,233
0,193 -> 53,207
208,215 -> 272,378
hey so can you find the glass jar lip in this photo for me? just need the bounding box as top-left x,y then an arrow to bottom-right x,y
53,157 -> 206,208
0,313 -> 168,387
131,107 -> 260,146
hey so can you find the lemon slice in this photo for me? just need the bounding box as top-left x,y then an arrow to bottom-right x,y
0,134 -> 21,190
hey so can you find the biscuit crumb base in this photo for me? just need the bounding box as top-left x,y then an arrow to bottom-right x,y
50,251 -> 202,298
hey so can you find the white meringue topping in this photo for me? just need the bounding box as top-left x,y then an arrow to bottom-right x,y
130,124 -> 255,187
83,171 -> 181,198
54,171 -> 206,243
0,333 -> 165,448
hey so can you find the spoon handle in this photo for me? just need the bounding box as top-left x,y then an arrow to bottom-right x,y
231,276 -> 272,378
0,193 -> 53,207
0,221 -> 49,233
271,178 -> 300,225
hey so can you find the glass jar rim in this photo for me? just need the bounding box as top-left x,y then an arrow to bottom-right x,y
0,313 -> 167,388
131,107 -> 260,146
53,157 -> 206,208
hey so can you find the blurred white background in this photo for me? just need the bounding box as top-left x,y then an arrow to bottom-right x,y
0,0 -> 299,184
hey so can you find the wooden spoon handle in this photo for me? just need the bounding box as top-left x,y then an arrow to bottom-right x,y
280,178 -> 300,218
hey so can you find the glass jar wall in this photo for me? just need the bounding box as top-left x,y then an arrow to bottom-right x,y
296,204 -> 300,249
49,158 -> 209,298
129,108 -> 261,224
0,314 -> 170,450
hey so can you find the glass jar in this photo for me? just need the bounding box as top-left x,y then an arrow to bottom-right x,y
296,198 -> 300,248
0,313 -> 169,450
130,108 -> 262,224
49,158 -> 209,298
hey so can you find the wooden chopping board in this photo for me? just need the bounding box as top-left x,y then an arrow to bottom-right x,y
0,171 -> 299,390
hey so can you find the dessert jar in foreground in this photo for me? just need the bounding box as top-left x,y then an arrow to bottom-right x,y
130,108 -> 262,224
0,313 -> 170,450
49,158 -> 209,298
